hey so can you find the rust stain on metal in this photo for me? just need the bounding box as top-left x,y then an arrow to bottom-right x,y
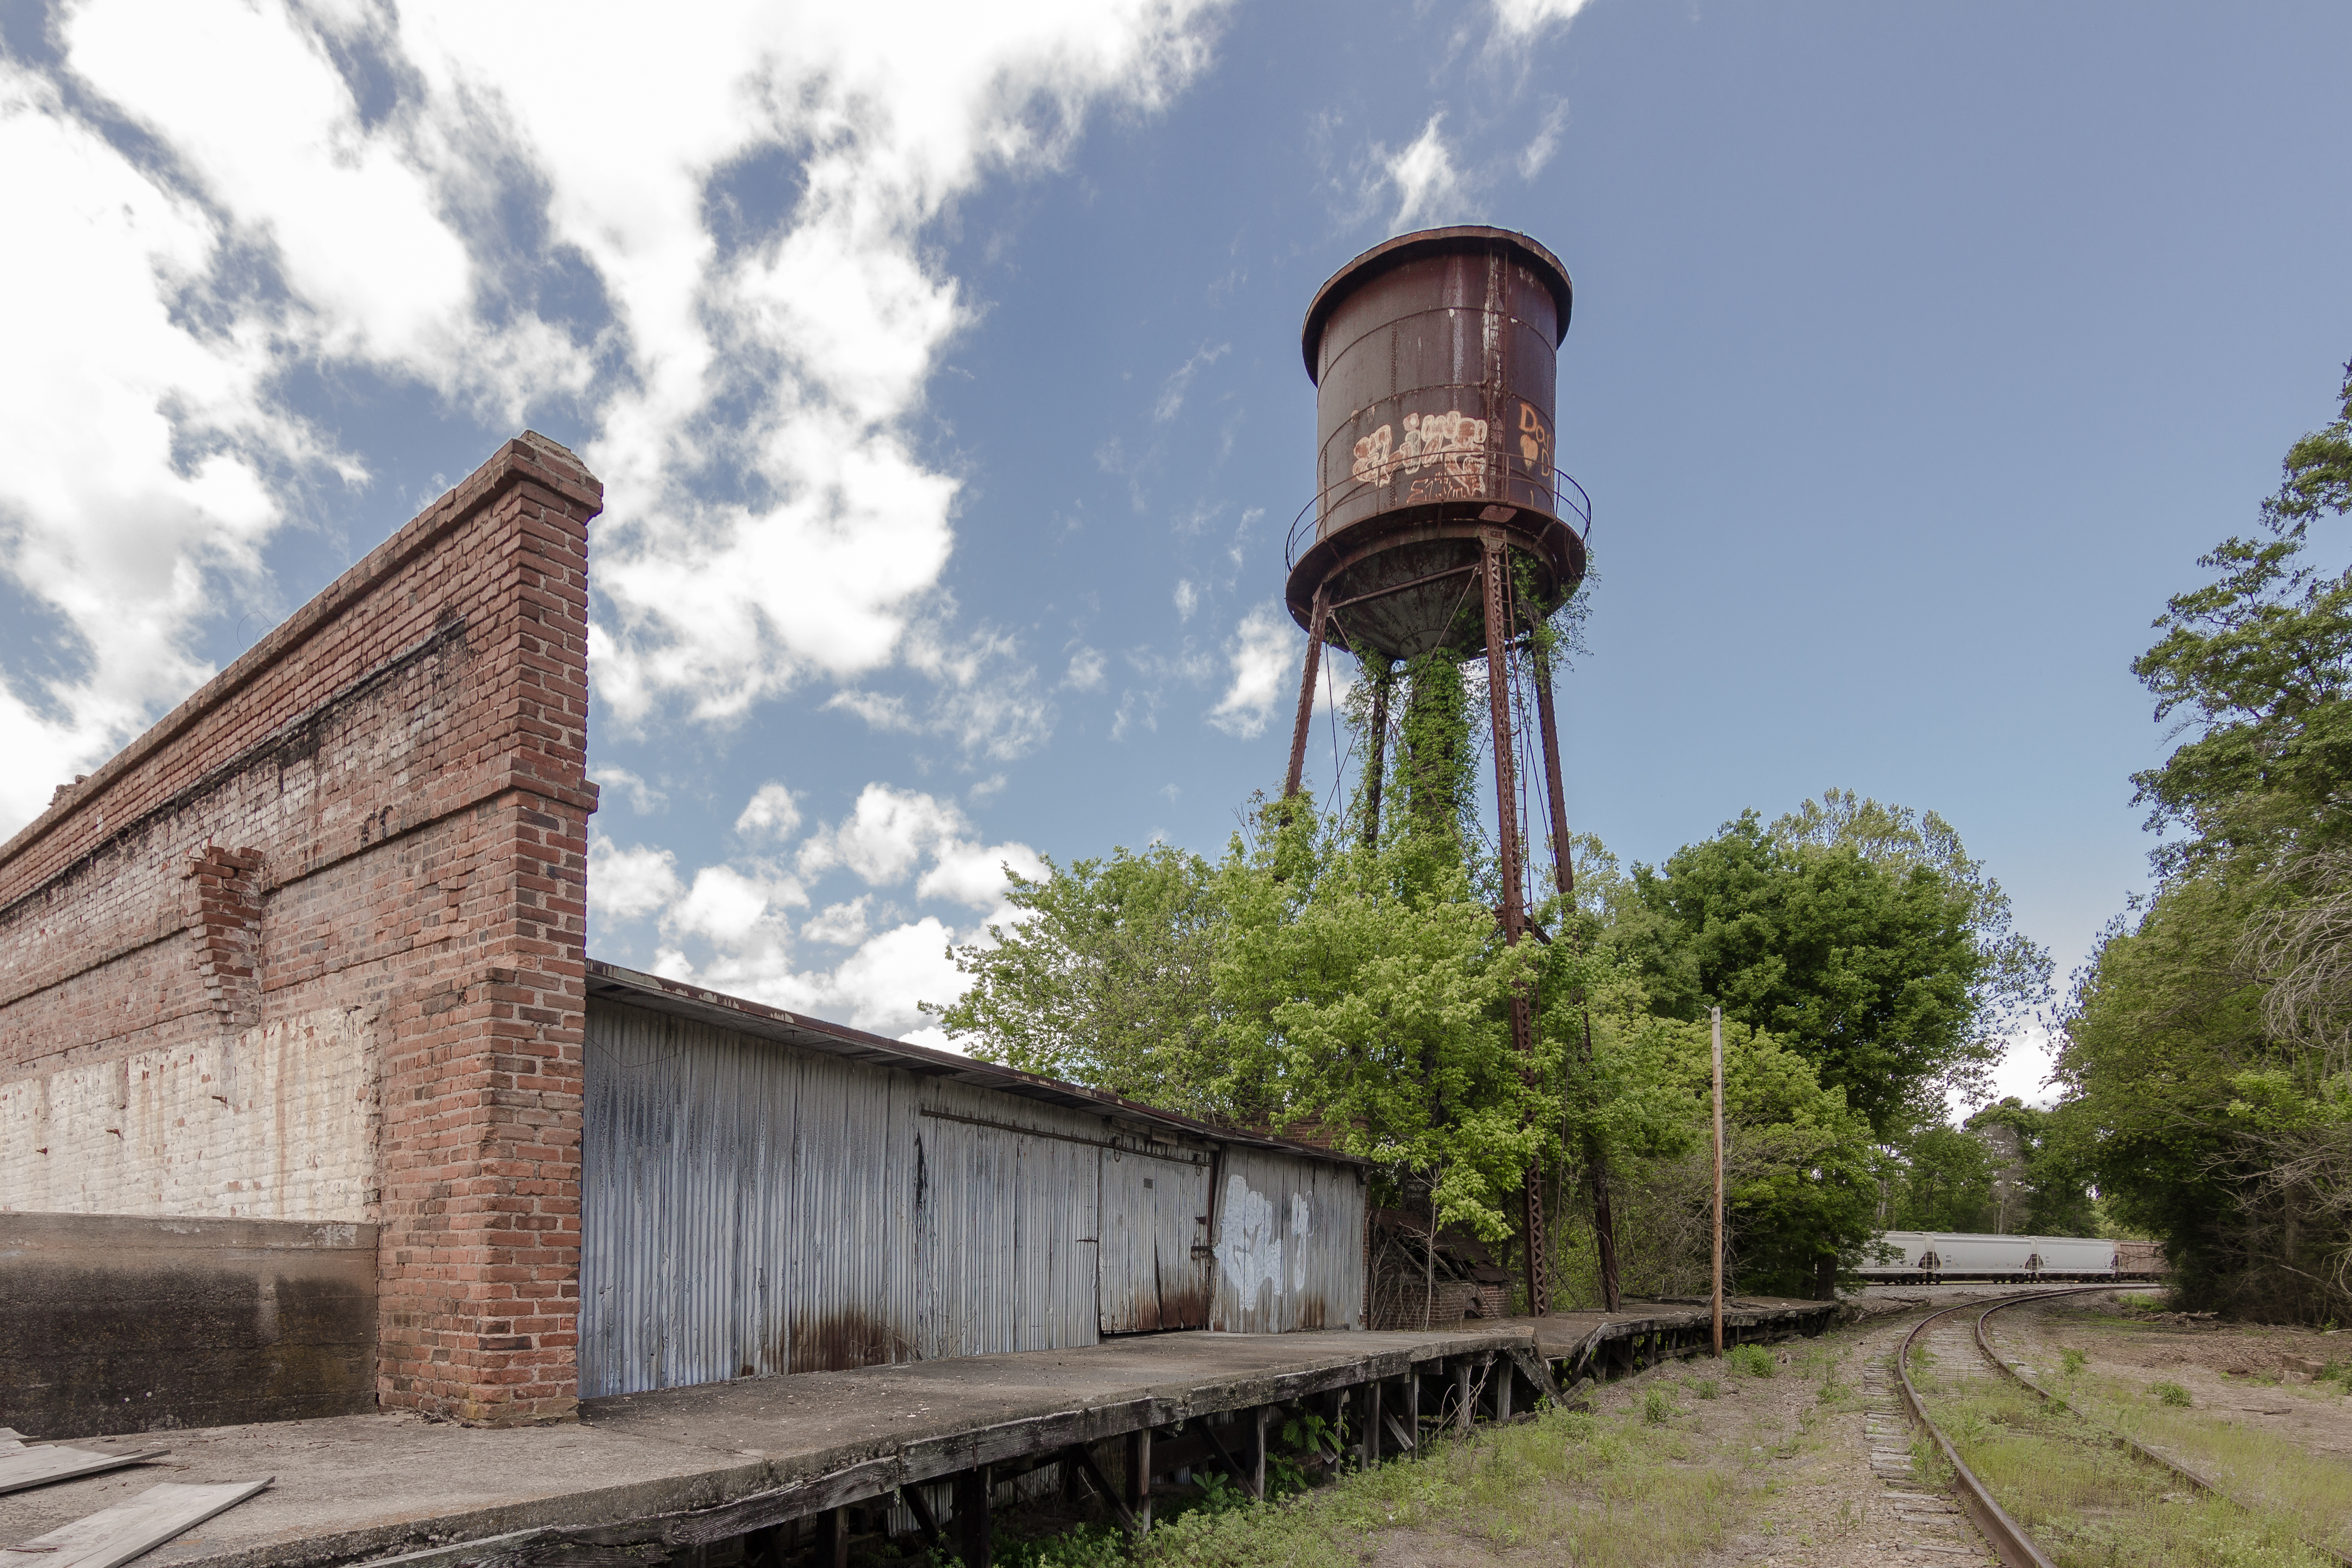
787,1307 -> 912,1374
1286,225 -> 1585,662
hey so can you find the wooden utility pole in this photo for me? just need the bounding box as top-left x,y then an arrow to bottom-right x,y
1711,1006 -> 1725,1359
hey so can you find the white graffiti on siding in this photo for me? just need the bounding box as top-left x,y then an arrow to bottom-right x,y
1214,1173 -> 1287,1308
1289,1191 -> 1312,1295
1348,409 -> 1489,491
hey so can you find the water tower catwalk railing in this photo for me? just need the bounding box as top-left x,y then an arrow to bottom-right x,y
1277,226 -> 1620,1316
1282,467 -> 1593,570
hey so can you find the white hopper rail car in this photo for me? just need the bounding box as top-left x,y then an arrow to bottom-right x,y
1858,1231 -> 2160,1284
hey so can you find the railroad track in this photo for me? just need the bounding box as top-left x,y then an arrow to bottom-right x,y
1893,1286 -> 2352,1568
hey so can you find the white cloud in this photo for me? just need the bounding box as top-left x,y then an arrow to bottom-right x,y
0,61 -> 297,829
609,776 -> 1041,1043
0,0 -> 1229,838
1490,0 -> 1594,39
665,863 -> 798,946
797,782 -> 970,885
1113,688 -> 1162,741
1519,99 -> 1569,181
1206,603 -> 1297,738
478,1 -> 1231,732
735,781 -> 803,842
824,689 -> 917,733
592,767 -> 668,814
918,839 -> 1048,910
1064,647 -> 1107,691
1387,113 -> 1468,231
826,625 -> 1057,760
827,917 -> 967,1035
1174,579 -> 1200,621
801,897 -> 872,947
1153,341 -> 1229,422
587,834 -> 685,922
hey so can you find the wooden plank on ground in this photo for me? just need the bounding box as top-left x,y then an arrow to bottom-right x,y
4,1478 -> 272,1568
0,1443 -> 170,1498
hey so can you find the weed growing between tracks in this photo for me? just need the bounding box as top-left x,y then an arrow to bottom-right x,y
2054,1367 -> 2352,1558
1908,1357 -> 2337,1567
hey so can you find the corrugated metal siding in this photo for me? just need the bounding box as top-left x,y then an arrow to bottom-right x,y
581,1003 -> 803,1397
1208,1147 -> 1367,1333
912,1104 -> 1099,1359
1097,1147 -> 1211,1333
585,1001 -> 1146,1397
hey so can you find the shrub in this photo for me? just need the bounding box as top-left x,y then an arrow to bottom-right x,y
2153,1381 -> 2192,1407
1726,1343 -> 1775,1378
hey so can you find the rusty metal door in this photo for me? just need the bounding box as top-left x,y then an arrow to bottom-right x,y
1096,1147 -> 1211,1333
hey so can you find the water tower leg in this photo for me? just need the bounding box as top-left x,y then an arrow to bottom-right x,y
1283,585 -> 1330,802
1477,531 -> 1549,1317
1531,652 -> 1574,900
1534,654 -> 1620,1312
1361,662 -> 1393,848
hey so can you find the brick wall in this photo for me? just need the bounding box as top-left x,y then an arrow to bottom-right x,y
0,433 -> 601,1425
0,1005 -> 378,1218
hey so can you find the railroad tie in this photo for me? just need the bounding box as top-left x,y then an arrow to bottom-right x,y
1861,1328 -> 1996,1565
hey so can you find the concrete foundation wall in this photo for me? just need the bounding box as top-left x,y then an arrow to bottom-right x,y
0,1211 -> 376,1439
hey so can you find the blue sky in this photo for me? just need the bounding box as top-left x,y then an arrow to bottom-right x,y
5,0 -> 2348,1100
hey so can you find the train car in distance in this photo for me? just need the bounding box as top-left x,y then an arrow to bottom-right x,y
1859,1230 -> 2168,1284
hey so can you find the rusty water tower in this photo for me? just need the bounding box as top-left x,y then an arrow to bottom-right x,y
1279,225 -> 1607,1316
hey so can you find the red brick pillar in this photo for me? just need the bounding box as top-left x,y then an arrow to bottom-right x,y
372,436 -> 601,1425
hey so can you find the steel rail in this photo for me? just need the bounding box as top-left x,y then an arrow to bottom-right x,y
1896,1292 -> 2065,1568
1972,1290 -> 2352,1567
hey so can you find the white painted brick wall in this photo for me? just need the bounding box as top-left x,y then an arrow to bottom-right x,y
0,1007 -> 379,1221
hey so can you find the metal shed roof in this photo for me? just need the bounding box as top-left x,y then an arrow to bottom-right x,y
585,959 -> 1367,1168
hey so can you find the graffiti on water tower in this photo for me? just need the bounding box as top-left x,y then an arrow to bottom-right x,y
1350,409 -> 1489,501
1348,401 -> 1552,505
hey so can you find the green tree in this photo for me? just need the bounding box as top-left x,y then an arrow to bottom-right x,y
1711,1024 -> 1881,1297
2049,879 -> 2297,1312
2132,366 -> 2352,877
2047,364 -> 2352,1321
927,844 -> 1228,1120
1890,1125 -> 1998,1232
1208,804 -> 1562,1243
1617,799 -> 2049,1140
1965,1097 -> 2098,1235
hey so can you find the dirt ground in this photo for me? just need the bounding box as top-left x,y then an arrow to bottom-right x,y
1986,1289 -> 2352,1458
1359,1289 -> 2020,1568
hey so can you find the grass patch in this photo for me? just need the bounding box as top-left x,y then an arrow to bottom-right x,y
2057,1368 -> 2352,1556
1909,1361 -> 2335,1567
1692,1378 -> 1720,1400
968,1402 -> 1753,1568
1725,1343 -> 1775,1379
2153,1381 -> 2193,1407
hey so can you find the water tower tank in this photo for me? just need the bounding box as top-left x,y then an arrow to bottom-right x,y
1288,226 -> 1585,660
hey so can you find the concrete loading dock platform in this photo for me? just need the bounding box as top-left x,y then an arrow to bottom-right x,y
0,1298 -> 1833,1568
